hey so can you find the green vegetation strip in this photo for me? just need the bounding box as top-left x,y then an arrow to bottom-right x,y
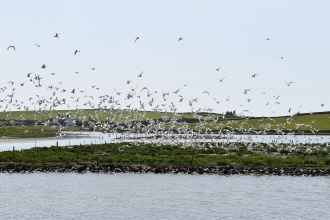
1,143 -> 330,167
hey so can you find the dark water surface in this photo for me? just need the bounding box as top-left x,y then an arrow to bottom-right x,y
1,173 -> 330,219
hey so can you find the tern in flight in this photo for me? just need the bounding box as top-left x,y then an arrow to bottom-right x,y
285,81 -> 293,86
178,37 -> 183,41
54,33 -> 60,38
138,71 -> 144,77
134,37 -> 140,43
7,46 -> 15,51
214,67 -> 222,71
219,77 -> 226,82
74,50 -> 80,55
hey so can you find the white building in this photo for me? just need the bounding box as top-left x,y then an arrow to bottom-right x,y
65,116 -> 76,126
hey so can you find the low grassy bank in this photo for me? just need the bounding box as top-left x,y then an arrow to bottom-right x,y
0,126 -> 58,138
1,143 -> 330,167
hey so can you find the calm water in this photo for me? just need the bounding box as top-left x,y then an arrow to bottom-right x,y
1,173 -> 330,219
1,131 -> 330,152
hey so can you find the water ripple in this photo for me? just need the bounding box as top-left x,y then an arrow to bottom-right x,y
0,173 -> 329,219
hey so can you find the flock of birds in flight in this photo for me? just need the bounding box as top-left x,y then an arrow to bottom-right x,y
1,33 -> 329,150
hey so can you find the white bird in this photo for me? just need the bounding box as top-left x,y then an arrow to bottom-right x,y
252,74 -> 258,78
264,38 -> 272,41
54,33 -> 60,38
178,37 -> 183,41
35,44 -> 41,47
275,57 -> 284,59
134,37 -> 140,43
74,50 -> 80,55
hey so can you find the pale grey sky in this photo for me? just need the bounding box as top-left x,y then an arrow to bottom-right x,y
1,1 -> 329,116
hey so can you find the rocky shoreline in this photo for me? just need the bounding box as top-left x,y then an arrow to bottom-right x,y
1,164 -> 330,176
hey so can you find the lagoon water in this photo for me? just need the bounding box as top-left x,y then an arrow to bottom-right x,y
0,173 -> 330,219
1,131 -> 330,152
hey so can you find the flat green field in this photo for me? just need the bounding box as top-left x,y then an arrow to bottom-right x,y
0,110 -> 330,138
1,143 -> 330,167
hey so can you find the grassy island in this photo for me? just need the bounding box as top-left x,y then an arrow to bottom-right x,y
1,142 -> 330,168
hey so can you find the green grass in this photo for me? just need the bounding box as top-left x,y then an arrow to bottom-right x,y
0,126 -> 57,138
1,110 -> 330,139
1,143 -> 329,167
